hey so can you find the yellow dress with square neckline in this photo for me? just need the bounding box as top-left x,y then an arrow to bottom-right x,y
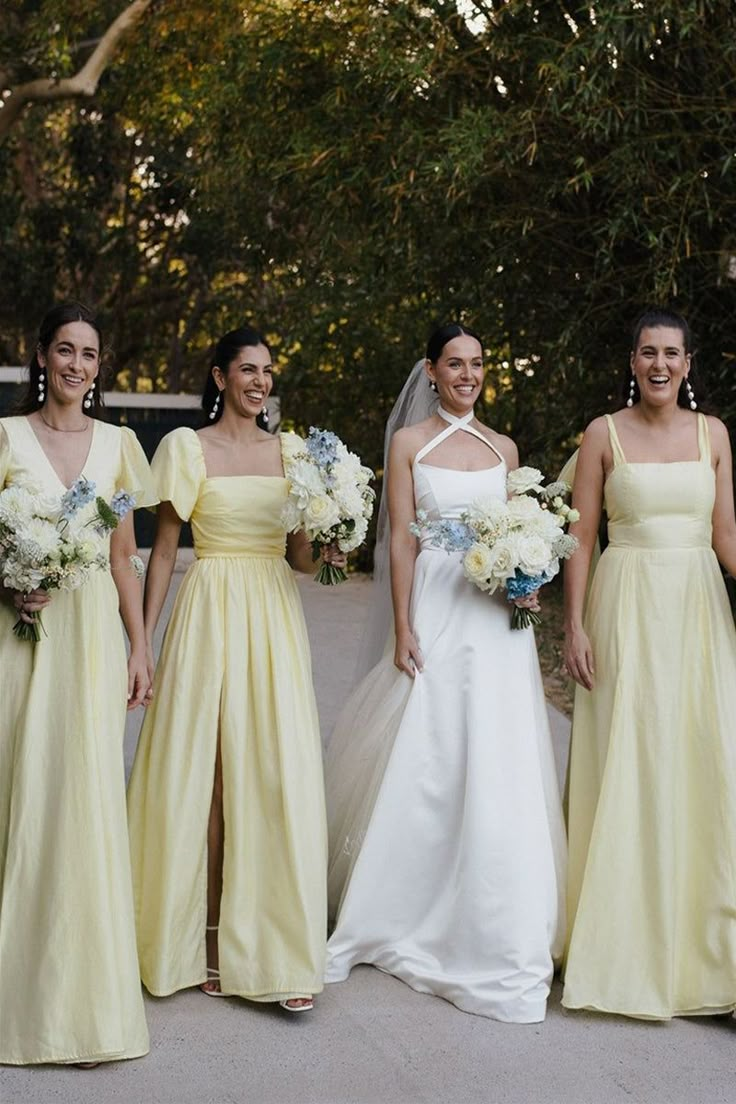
127,427 -> 327,1000
563,412 -> 736,1018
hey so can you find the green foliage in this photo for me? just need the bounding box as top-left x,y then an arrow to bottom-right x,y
1,0 -> 735,498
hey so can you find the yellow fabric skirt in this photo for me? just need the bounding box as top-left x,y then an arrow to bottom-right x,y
127,555 -> 327,1000
563,543 -> 736,1018
0,577 -> 149,1064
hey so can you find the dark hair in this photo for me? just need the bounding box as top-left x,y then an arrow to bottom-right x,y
426,323 -> 483,364
623,308 -> 708,411
15,302 -> 105,417
201,326 -> 272,426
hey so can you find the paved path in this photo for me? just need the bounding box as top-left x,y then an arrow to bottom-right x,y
3,565 -> 734,1104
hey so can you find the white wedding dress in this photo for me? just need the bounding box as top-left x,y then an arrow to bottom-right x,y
324,410 -> 567,1023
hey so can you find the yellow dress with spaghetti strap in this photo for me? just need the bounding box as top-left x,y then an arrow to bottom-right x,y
563,412 -> 736,1018
127,427 -> 327,1001
0,416 -> 155,1064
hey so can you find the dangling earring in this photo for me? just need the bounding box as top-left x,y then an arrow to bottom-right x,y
626,375 -> 636,407
209,390 -> 221,420
261,405 -> 269,428
685,378 -> 697,410
37,370 -> 46,404
83,381 -> 95,410
429,379 -> 438,393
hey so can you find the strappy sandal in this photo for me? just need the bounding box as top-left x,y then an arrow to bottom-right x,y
279,997 -> 314,1013
200,925 -> 226,997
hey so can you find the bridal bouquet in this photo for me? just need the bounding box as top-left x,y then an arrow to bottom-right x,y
0,477 -> 138,641
281,427 -> 375,584
411,467 -> 580,629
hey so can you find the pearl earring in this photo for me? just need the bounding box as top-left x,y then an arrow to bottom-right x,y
261,405 -> 269,428
626,375 -> 636,408
83,381 -> 95,410
37,371 -> 46,404
685,379 -> 697,410
209,391 -> 221,420
429,379 -> 438,393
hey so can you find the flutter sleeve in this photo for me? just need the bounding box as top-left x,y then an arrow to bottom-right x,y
119,426 -> 159,509
150,427 -> 205,522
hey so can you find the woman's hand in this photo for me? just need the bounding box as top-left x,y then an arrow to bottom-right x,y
394,626 -> 424,678
127,647 -> 151,710
513,589 -> 541,613
564,625 -> 595,690
12,588 -> 51,624
320,543 -> 347,572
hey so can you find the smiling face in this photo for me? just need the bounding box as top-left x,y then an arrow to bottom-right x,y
213,342 -> 273,420
630,325 -> 691,409
426,334 -> 484,415
38,321 -> 100,409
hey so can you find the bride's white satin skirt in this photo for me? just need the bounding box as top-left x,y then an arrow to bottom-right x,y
324,548 -> 567,1023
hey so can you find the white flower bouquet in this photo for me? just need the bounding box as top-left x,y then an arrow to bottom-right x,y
411,466 -> 580,629
281,427 -> 375,584
0,476 -> 138,641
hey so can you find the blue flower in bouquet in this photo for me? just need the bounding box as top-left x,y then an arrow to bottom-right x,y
110,490 -> 137,519
306,427 -> 340,469
410,511 -> 475,553
505,569 -> 553,603
60,477 -> 96,521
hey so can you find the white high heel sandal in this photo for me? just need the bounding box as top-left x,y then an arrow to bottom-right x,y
200,925 -> 226,997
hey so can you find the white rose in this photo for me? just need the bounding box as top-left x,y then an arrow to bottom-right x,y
303,494 -> 341,537
506,467 -> 544,496
463,542 -> 496,591
506,496 -> 541,524
466,496 -> 510,540
517,534 -> 553,577
76,539 -> 101,565
487,536 -> 520,584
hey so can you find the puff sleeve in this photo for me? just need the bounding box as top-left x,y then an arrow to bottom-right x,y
150,427 -> 205,522
119,426 -> 159,509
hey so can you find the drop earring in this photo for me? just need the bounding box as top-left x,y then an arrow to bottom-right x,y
685,378 -> 697,410
83,381 -> 95,410
209,391 -> 221,420
261,405 -> 269,428
429,379 -> 438,393
626,375 -> 636,407
37,371 -> 46,404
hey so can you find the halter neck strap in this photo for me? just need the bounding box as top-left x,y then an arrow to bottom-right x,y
437,406 -> 474,427
414,407 -> 505,466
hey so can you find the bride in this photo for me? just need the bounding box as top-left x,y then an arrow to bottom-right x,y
324,323 -> 567,1023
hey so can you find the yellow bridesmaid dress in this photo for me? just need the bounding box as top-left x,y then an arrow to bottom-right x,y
563,413 -> 736,1019
127,427 -> 327,1001
0,416 -> 155,1064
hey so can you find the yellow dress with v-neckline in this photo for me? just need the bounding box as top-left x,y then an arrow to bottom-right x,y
0,415 -> 155,1064
563,412 -> 736,1018
127,427 -> 327,1000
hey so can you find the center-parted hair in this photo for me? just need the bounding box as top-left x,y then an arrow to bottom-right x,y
425,323 -> 483,364
201,326 -> 272,426
15,302 -> 105,417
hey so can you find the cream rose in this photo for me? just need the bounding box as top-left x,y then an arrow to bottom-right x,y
506,467 -> 543,496
463,542 -> 496,590
517,534 -> 552,577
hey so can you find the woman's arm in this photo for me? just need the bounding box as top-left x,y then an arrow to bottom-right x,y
709,417 -> 736,577
563,419 -> 607,690
387,431 -> 423,678
110,510 -> 150,710
142,501 -> 182,656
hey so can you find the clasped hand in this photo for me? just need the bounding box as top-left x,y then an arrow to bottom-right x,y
12,588 -> 51,624
320,543 -> 347,570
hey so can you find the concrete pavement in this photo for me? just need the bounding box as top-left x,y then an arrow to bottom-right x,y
3,563 -> 734,1104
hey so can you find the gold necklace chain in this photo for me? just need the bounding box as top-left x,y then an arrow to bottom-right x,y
39,411 -> 90,434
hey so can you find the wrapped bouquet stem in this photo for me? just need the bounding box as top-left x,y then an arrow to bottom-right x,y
282,427 -> 375,585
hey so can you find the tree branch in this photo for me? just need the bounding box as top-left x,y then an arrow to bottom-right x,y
0,0 -> 154,141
